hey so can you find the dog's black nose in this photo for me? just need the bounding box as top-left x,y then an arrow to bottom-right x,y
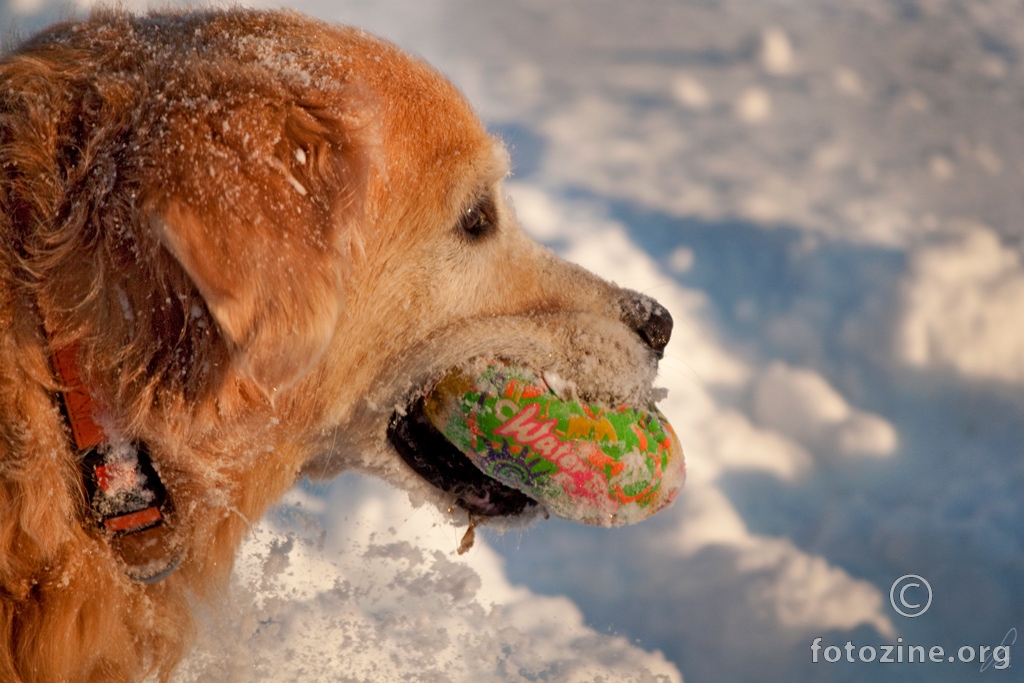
620,292 -> 673,358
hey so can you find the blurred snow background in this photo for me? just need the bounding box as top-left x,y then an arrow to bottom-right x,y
4,0 -> 1024,681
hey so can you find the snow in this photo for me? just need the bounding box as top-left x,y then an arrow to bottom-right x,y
172,477 -> 680,683
6,1 -> 1024,681
752,362 -> 897,459
898,224 -> 1024,383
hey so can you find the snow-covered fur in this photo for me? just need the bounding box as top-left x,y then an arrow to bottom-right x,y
0,9 -> 670,682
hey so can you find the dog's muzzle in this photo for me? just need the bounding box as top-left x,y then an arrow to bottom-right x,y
386,292 -> 677,520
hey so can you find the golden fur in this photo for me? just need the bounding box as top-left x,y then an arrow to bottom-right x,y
0,9 -> 671,681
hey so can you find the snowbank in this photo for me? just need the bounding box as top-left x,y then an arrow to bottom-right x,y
174,477 -> 681,683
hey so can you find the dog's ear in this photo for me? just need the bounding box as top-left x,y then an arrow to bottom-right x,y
151,104 -> 366,396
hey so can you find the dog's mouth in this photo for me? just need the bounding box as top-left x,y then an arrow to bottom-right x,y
386,398 -> 538,518
385,361 -> 685,526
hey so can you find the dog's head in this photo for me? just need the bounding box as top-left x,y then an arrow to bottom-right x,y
11,10 -> 680,529
146,12 -> 680,525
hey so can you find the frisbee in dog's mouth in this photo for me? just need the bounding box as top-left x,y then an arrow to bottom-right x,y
386,361 -> 684,526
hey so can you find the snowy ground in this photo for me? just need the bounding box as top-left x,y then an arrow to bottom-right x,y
4,1 -> 1024,681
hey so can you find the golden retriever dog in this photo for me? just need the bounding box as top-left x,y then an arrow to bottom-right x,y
0,8 -> 677,682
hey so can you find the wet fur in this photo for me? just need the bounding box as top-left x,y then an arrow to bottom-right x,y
0,9 -> 663,682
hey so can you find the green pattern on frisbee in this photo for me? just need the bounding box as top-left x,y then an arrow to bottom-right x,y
424,363 -> 684,526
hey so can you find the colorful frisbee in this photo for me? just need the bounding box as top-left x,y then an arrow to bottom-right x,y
424,363 -> 684,526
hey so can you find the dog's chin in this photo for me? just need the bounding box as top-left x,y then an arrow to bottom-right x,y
386,397 -> 538,518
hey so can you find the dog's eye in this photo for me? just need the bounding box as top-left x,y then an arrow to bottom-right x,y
458,195 -> 497,240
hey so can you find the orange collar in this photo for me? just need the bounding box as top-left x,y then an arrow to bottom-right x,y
50,343 -> 106,451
